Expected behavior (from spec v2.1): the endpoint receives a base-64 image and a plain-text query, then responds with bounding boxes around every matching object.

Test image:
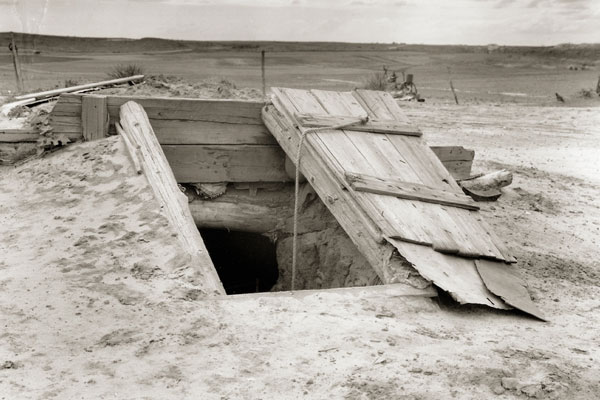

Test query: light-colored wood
[263,104,433,291]
[438,160,473,180]
[476,259,545,320]
[430,146,475,162]
[459,169,513,191]
[349,89,507,260]
[15,75,144,101]
[230,282,437,299]
[189,185,293,233]
[295,112,422,136]
[266,87,525,310]
[345,172,480,211]
[48,94,473,186]
[389,238,508,308]
[82,95,109,141]
[147,119,275,145]
[162,144,288,183]
[106,95,265,124]
[115,122,142,174]
[119,101,225,296]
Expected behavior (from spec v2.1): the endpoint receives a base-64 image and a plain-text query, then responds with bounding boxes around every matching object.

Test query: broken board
[263,88,541,318]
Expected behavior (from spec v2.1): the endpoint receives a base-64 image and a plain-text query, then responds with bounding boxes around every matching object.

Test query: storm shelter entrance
[199,228,279,295]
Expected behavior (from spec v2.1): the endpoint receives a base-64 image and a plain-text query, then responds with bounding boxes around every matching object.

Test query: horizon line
[3,31,599,48]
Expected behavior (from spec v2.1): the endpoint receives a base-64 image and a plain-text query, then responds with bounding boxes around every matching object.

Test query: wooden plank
[82,95,109,141]
[162,144,289,183]
[430,146,475,162]
[351,89,507,260]
[295,112,422,136]
[389,239,509,308]
[262,103,433,291]
[309,89,432,243]
[345,172,480,211]
[438,160,473,180]
[147,119,276,145]
[119,101,225,296]
[476,259,545,320]
[15,75,144,101]
[274,88,401,239]
[106,95,265,124]
[115,122,142,174]
[0,129,39,142]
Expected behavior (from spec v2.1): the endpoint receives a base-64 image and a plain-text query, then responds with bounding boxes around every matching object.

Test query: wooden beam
[295,112,422,136]
[82,95,109,141]
[345,172,479,211]
[162,144,288,183]
[0,129,39,142]
[106,95,266,124]
[9,33,24,93]
[15,75,144,101]
[48,94,474,181]
[119,101,225,296]
[430,145,475,162]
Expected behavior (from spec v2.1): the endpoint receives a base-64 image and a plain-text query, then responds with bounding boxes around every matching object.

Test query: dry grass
[107,64,145,79]
[361,72,388,91]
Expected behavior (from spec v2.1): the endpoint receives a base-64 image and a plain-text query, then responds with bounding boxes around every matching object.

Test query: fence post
[9,32,25,93]
[261,50,266,99]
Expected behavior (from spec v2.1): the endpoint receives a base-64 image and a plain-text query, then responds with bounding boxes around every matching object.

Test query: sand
[0,93,599,398]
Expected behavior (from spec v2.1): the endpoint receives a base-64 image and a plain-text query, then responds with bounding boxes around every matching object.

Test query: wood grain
[119,101,225,295]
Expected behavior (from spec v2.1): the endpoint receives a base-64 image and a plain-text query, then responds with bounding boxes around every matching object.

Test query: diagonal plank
[119,101,225,296]
[294,112,422,136]
[267,87,540,317]
[264,91,436,294]
[345,172,480,211]
[351,89,508,260]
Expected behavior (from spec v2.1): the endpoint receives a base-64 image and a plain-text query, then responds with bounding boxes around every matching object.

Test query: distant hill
[1,32,599,60]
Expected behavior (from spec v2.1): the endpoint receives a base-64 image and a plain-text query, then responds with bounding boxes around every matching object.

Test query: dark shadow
[199,228,279,295]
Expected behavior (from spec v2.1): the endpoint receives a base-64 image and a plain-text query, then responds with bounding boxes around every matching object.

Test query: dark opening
[199,228,279,295]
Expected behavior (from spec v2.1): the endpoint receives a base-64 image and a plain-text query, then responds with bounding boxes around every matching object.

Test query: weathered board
[47,93,474,181]
[119,101,225,295]
[476,259,545,320]
[82,95,109,141]
[269,88,507,260]
[162,145,289,183]
[264,88,539,316]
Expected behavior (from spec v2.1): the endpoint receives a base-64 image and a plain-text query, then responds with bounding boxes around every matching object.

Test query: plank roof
[263,87,543,319]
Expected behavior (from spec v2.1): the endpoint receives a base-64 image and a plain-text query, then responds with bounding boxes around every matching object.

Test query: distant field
[1,38,599,105]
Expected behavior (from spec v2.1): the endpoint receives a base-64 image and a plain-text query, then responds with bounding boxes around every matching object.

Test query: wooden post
[449,80,459,105]
[447,67,459,105]
[261,50,266,99]
[9,33,24,93]
[82,95,109,141]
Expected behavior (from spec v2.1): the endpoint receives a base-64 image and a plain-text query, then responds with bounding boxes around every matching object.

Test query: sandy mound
[100,75,264,100]
[0,135,219,304]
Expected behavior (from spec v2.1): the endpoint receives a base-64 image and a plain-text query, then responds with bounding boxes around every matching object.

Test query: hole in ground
[199,228,279,295]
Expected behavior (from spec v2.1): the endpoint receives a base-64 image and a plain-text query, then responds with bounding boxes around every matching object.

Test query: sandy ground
[0,97,599,399]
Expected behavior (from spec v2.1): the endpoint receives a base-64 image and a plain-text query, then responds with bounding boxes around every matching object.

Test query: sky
[0,0,599,45]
